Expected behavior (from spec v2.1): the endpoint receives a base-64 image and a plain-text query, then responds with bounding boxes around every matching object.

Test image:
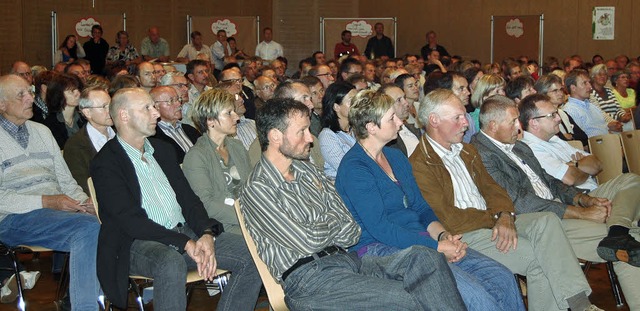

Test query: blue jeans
[129,228,261,311]
[0,209,100,310]
[363,243,525,311]
[283,245,466,311]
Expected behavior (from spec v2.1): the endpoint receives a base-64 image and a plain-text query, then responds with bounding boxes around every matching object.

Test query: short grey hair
[418,88,457,129]
[159,71,183,86]
[478,95,516,130]
[78,86,108,109]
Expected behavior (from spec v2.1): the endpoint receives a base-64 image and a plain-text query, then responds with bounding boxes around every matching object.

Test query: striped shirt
[590,88,624,121]
[158,120,194,153]
[118,136,185,229]
[426,135,488,210]
[481,131,554,200]
[240,156,361,281]
[233,117,257,150]
[563,97,609,137]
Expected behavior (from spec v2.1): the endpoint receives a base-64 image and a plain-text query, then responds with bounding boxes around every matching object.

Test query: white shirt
[177,43,213,62]
[254,40,283,61]
[482,131,554,200]
[521,131,598,191]
[426,135,488,210]
[211,41,232,70]
[86,123,115,152]
[398,125,419,156]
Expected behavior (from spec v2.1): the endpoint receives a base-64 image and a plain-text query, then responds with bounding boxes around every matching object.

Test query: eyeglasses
[259,84,275,91]
[154,97,181,105]
[315,73,331,77]
[531,111,559,120]
[221,78,242,84]
[169,83,189,89]
[84,104,110,110]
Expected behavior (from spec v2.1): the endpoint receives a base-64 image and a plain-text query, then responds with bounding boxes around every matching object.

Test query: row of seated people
[1,47,640,310]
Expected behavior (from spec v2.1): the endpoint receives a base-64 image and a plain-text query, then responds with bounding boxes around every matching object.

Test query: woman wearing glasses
[182,89,251,235]
[335,89,524,311]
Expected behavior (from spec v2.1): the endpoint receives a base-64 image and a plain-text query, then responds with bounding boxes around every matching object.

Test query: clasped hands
[184,235,218,281]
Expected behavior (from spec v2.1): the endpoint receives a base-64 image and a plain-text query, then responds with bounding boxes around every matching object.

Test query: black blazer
[63,125,97,193]
[89,138,223,308]
[151,123,201,163]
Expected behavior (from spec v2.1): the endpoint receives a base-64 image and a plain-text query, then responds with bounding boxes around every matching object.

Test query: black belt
[281,246,347,281]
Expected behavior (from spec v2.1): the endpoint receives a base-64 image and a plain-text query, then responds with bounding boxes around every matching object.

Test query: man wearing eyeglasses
[338,58,363,82]
[150,86,200,164]
[64,87,116,193]
[309,64,335,89]
[471,94,639,310]
[136,62,157,93]
[219,68,257,120]
[253,76,276,110]
[10,61,33,85]
[0,74,100,310]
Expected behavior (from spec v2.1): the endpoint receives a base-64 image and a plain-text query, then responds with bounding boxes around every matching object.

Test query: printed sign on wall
[75,17,101,38]
[211,19,238,36]
[345,20,373,38]
[593,7,615,40]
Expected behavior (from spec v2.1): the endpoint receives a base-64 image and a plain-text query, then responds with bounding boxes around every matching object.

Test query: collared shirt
[426,135,487,210]
[140,37,170,58]
[254,40,284,61]
[86,123,115,152]
[177,43,213,62]
[481,131,554,200]
[118,136,186,229]
[233,117,257,150]
[521,131,598,191]
[33,96,48,119]
[398,125,419,156]
[185,84,212,126]
[0,115,29,149]
[240,156,361,281]
[562,97,609,137]
[158,120,194,152]
[211,41,232,70]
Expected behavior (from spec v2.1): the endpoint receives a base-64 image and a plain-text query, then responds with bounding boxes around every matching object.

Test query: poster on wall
[491,15,541,64]
[592,7,615,40]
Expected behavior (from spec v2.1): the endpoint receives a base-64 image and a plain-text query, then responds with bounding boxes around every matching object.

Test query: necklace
[359,141,398,183]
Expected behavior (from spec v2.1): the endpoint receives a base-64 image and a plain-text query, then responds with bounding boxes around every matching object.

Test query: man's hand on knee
[194,235,217,280]
[42,194,87,213]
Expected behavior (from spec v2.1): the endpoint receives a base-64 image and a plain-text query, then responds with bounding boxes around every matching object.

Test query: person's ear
[267,128,282,146]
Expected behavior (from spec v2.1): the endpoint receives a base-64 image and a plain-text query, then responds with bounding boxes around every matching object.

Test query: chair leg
[8,249,26,311]
[605,261,624,307]
[55,253,70,301]
[129,279,145,311]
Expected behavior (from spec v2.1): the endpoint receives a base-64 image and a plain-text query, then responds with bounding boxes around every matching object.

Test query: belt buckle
[324,245,340,256]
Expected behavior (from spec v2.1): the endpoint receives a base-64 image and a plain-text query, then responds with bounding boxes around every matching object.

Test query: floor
[1,252,630,311]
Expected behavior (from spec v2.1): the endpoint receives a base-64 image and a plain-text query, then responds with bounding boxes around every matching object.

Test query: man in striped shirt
[240,97,464,310]
[150,86,200,163]
[90,87,260,310]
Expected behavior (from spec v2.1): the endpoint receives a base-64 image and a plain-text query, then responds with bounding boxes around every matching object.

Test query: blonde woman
[469,73,506,130]
[182,89,251,235]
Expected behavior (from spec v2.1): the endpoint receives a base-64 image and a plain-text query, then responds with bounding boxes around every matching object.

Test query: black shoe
[597,234,640,267]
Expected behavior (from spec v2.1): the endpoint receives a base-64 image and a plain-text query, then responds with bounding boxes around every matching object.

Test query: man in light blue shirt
[562,69,622,137]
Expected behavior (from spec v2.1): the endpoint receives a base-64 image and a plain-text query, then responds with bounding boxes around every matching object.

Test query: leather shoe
[597,234,640,267]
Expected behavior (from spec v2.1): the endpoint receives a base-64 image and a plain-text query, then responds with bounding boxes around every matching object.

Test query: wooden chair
[87,177,228,310]
[620,130,640,175]
[566,140,584,151]
[234,200,289,311]
[588,134,623,184]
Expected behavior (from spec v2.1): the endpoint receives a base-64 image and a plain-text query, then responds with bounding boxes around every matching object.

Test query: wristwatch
[493,211,516,221]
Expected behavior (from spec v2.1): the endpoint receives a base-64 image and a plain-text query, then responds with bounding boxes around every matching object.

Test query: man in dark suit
[89,88,261,311]
[470,95,640,308]
[219,68,257,120]
[150,86,201,163]
[64,87,115,193]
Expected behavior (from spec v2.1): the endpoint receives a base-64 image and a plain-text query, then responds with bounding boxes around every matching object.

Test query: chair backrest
[621,130,640,175]
[566,140,584,151]
[588,133,623,184]
[234,200,289,311]
[86,177,102,224]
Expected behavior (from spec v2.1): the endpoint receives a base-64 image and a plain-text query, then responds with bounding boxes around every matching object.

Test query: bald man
[140,26,170,62]
[90,87,261,310]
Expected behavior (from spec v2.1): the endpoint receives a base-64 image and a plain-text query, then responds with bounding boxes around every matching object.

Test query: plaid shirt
[0,115,29,149]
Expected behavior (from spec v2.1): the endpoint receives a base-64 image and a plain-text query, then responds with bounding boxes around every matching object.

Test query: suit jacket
[241,86,257,120]
[408,134,514,235]
[151,123,201,164]
[470,132,581,218]
[387,122,421,156]
[89,138,223,308]
[63,125,97,193]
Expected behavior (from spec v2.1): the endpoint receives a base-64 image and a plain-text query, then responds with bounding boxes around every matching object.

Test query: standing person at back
[254,27,283,61]
[83,25,109,75]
